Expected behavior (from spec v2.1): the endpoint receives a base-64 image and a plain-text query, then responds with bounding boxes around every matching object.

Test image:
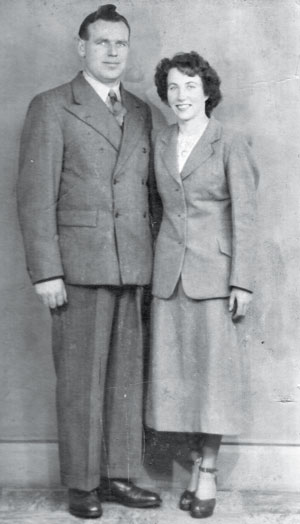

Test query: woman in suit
[146,52,259,519]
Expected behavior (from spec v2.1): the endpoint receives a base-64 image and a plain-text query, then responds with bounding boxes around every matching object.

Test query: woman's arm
[226,133,260,295]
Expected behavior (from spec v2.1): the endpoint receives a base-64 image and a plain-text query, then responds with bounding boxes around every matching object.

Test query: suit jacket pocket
[217,237,232,257]
[57,210,98,227]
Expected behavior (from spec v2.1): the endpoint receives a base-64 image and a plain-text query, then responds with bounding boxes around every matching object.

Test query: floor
[0,489,300,524]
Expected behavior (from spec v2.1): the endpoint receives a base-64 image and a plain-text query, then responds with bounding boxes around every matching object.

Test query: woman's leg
[186,450,202,493]
[185,434,205,492]
[195,433,221,499]
[190,434,222,518]
[200,433,222,471]
[180,434,204,511]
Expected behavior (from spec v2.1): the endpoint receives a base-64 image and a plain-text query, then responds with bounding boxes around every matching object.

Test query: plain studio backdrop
[0,0,300,490]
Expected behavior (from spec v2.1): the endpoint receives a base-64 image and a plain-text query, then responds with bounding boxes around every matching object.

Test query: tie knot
[108,89,118,105]
[106,89,127,126]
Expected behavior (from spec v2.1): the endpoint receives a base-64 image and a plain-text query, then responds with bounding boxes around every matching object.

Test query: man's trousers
[52,284,144,491]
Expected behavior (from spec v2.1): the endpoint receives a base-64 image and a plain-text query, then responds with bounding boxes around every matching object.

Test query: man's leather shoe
[99,478,162,508]
[69,488,103,519]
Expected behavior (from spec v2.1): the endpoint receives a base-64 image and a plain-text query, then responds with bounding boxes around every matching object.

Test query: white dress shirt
[83,70,121,103]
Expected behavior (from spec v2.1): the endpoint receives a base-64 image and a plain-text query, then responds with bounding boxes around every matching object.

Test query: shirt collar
[83,71,121,103]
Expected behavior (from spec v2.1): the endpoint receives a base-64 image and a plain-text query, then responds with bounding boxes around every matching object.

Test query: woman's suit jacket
[152,117,259,300]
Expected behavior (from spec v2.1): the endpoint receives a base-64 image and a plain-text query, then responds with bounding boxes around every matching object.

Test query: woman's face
[167,68,208,122]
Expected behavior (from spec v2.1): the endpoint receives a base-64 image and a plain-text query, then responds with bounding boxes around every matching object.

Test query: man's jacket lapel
[115,87,148,172]
[65,72,122,151]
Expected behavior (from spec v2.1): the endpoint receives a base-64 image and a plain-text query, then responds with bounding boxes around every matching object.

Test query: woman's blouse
[177,127,207,173]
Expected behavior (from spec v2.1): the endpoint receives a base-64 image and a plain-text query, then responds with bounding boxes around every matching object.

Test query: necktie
[107,89,127,127]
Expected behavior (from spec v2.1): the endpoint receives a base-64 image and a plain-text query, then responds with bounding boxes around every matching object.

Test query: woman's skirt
[146,280,251,435]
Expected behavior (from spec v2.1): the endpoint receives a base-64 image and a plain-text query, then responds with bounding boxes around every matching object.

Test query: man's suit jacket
[18,72,153,286]
[152,117,259,299]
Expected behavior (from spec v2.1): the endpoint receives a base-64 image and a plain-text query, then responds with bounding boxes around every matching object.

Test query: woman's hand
[229,287,252,321]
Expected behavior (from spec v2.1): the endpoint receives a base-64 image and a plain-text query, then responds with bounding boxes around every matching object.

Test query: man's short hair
[79,4,131,40]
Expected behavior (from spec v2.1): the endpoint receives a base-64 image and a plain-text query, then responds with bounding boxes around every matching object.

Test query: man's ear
[77,38,86,58]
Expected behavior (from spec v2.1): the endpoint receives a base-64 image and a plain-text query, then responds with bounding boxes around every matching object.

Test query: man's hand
[34,278,67,309]
[229,287,252,321]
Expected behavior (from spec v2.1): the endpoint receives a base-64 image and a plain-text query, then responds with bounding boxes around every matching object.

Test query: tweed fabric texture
[52,284,144,491]
[146,280,250,435]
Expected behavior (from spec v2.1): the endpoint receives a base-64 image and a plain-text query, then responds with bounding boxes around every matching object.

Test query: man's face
[78,19,130,86]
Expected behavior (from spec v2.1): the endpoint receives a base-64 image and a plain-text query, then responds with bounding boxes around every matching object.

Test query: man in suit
[17,4,161,519]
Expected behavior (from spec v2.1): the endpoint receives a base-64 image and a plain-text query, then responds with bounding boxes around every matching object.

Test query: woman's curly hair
[155,51,222,117]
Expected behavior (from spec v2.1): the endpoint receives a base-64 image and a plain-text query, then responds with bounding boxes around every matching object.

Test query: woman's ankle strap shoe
[199,467,217,474]
[190,496,216,519]
[179,489,195,511]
